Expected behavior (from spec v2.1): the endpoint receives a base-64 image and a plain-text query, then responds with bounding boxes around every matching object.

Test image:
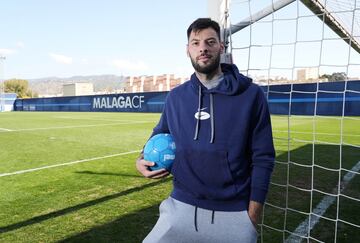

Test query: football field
[0,112,359,242]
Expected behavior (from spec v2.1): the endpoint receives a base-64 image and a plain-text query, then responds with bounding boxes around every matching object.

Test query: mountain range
[28,74,126,96]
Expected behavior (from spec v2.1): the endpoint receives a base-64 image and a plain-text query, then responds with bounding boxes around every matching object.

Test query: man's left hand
[248,200,263,226]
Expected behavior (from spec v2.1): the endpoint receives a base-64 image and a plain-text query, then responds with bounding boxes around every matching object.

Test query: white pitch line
[53,116,155,123]
[0,121,154,133]
[285,161,360,243]
[0,150,141,178]
[0,127,13,131]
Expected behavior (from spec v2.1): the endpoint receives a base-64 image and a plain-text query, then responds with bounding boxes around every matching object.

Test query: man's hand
[248,200,263,226]
[136,154,170,179]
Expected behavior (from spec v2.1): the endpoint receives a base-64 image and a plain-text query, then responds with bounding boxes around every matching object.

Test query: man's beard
[190,53,221,75]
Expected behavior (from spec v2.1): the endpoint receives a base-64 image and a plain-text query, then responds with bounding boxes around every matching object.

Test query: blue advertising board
[261,80,360,116]
[15,92,167,113]
[14,81,360,116]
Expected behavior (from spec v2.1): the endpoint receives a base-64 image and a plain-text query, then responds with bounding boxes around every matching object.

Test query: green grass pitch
[0,112,359,242]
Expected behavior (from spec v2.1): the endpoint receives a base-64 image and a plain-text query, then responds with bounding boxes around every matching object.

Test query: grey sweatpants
[143,197,258,243]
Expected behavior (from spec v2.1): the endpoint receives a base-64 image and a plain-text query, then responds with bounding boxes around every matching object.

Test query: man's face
[187,27,224,75]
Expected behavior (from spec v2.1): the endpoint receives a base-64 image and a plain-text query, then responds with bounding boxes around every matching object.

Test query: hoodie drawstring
[193,85,215,143]
[193,86,201,141]
[209,93,214,143]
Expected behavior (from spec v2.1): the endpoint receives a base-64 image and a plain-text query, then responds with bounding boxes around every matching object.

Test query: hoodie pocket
[172,149,237,200]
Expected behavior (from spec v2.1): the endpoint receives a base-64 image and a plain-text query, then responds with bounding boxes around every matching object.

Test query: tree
[319,72,348,82]
[319,74,331,80]
[4,79,38,98]
[25,89,39,98]
[330,72,347,81]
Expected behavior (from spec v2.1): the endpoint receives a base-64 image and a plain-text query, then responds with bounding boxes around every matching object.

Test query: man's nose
[199,42,208,53]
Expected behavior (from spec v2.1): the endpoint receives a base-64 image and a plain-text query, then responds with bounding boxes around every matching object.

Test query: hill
[28,75,126,96]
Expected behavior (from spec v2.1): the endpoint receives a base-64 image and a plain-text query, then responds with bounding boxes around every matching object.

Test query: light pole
[0,55,6,112]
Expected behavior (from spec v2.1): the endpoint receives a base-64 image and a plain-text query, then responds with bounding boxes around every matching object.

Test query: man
[136,18,275,243]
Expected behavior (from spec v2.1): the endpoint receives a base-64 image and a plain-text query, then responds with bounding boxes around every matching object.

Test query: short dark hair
[187,18,221,41]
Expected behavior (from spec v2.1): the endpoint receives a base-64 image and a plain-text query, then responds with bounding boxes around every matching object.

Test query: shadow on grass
[75,170,144,178]
[3,144,358,242]
[58,205,159,243]
[0,178,171,234]
[59,144,359,243]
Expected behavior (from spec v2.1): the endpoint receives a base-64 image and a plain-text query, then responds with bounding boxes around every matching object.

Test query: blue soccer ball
[144,133,176,171]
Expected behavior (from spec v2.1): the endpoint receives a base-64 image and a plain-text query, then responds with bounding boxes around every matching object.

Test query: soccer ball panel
[143,140,154,154]
[154,137,169,152]
[144,133,176,171]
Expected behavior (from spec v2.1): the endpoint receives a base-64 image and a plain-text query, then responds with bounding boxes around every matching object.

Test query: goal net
[210,0,360,242]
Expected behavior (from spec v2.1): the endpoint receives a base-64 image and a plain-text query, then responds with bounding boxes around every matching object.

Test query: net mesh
[225,1,360,242]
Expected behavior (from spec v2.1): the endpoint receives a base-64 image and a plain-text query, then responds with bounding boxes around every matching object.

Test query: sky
[228,0,360,80]
[0,0,207,79]
[0,0,359,80]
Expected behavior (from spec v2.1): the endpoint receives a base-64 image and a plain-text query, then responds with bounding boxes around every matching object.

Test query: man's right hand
[136,155,170,179]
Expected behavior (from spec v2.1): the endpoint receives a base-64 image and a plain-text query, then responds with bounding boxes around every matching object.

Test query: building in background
[123,74,188,93]
[0,93,17,112]
[297,67,319,82]
[63,83,94,96]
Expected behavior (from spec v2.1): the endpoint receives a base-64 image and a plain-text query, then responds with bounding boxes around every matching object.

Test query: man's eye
[192,42,199,46]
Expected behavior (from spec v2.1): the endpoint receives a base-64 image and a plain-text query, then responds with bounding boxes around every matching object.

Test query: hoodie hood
[190,63,252,95]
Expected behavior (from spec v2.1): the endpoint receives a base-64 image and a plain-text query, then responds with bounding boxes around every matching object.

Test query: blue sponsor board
[91,92,166,112]
[14,81,360,115]
[15,92,167,113]
[261,80,360,116]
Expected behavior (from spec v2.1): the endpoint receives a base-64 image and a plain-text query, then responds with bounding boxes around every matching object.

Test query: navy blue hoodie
[151,63,275,211]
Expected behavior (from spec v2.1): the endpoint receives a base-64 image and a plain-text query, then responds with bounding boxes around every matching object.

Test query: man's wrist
[248,200,263,225]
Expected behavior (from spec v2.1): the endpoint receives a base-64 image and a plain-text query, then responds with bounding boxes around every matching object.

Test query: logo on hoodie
[194,107,210,120]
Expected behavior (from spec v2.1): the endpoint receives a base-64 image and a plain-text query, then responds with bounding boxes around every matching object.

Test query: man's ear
[220,42,225,54]
[186,44,190,57]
